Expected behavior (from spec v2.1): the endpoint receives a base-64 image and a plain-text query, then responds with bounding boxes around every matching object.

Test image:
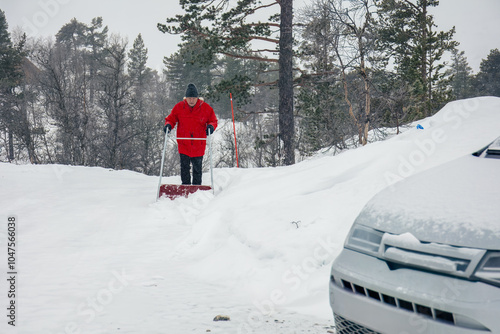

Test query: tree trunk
[279,0,295,165]
[8,129,14,161]
[360,51,370,146]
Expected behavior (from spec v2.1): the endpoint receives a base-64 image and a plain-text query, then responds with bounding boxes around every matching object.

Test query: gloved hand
[163,124,172,134]
[206,124,214,135]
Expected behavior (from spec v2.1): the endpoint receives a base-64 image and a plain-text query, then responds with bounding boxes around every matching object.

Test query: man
[164,83,218,185]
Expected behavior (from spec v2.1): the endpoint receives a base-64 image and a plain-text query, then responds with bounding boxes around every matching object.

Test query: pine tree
[55,18,87,49]
[163,41,216,101]
[0,9,25,161]
[377,0,458,117]
[448,49,473,99]
[128,34,151,87]
[476,49,500,97]
[0,9,10,49]
[297,1,343,153]
[86,17,109,104]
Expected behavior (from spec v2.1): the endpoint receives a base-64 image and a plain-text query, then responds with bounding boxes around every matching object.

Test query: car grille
[335,314,381,334]
[333,275,455,325]
[332,275,491,331]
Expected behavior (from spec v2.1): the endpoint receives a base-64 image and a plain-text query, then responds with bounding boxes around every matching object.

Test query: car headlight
[344,224,384,257]
[474,251,500,287]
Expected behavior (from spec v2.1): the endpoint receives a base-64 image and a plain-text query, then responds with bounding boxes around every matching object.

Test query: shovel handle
[174,137,207,140]
[156,130,170,201]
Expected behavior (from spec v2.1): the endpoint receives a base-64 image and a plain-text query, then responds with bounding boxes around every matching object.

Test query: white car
[329,139,500,333]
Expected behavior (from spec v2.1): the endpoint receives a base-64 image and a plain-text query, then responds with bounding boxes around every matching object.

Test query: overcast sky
[1,0,499,73]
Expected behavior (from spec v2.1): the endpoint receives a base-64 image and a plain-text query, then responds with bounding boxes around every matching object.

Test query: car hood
[355,155,500,250]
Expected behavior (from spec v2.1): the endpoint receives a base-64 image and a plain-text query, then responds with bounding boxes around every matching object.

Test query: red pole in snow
[230,93,239,168]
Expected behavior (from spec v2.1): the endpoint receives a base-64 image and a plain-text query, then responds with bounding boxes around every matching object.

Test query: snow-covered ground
[1,96,500,334]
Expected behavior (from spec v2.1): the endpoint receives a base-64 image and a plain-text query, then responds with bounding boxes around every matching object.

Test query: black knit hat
[185,83,199,98]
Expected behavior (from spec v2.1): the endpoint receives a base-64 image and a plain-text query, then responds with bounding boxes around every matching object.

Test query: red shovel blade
[159,184,212,200]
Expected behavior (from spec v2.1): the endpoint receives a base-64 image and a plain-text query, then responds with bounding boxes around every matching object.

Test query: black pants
[180,154,203,185]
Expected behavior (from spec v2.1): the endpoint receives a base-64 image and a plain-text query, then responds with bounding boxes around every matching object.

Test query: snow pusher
[158,184,212,199]
[156,130,214,200]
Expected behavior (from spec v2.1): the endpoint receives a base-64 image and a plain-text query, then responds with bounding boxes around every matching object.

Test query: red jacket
[165,99,218,157]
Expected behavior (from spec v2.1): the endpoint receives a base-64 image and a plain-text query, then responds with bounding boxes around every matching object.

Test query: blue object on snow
[416,124,424,130]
